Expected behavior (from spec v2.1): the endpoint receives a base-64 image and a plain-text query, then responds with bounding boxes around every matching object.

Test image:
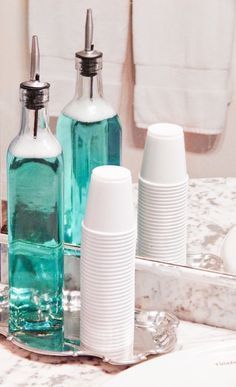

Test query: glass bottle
[56,9,122,248]
[7,36,64,333]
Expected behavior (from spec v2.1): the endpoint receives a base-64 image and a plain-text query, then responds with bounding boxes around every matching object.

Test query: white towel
[28,0,129,116]
[133,0,236,134]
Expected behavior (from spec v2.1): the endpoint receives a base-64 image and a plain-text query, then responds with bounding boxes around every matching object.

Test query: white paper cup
[139,175,188,190]
[140,123,187,184]
[83,166,135,233]
[82,223,136,239]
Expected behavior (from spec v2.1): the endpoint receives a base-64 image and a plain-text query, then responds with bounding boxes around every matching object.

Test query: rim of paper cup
[81,239,136,248]
[137,239,186,248]
[137,234,185,241]
[139,181,188,191]
[137,234,186,243]
[81,261,135,271]
[81,301,134,312]
[138,193,188,202]
[81,245,136,256]
[80,335,134,347]
[81,281,134,289]
[81,236,136,247]
[82,223,136,237]
[137,236,186,244]
[138,206,186,216]
[138,216,186,224]
[81,248,136,257]
[81,248,136,258]
[82,226,136,238]
[138,203,186,213]
[138,204,187,213]
[81,333,134,344]
[81,336,134,346]
[138,213,186,222]
[81,318,134,327]
[138,189,188,199]
[80,331,134,342]
[81,259,135,269]
[139,183,188,193]
[81,241,136,250]
[81,271,134,282]
[81,290,134,299]
[136,245,186,254]
[137,245,186,254]
[138,190,188,198]
[137,240,186,249]
[138,191,188,200]
[138,188,188,201]
[81,318,134,326]
[138,201,187,209]
[81,250,136,264]
[82,230,136,240]
[137,225,186,233]
[81,307,134,317]
[138,221,186,229]
[137,242,186,250]
[139,175,188,188]
[81,273,134,284]
[138,212,187,220]
[81,287,134,297]
[82,330,133,342]
[81,295,134,305]
[147,123,184,138]
[80,346,134,355]
[81,261,135,270]
[137,242,186,252]
[137,225,185,234]
[81,292,134,302]
[137,251,186,259]
[81,267,134,275]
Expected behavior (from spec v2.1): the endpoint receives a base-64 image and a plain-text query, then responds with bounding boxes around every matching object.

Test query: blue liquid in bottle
[57,112,121,246]
[8,102,64,333]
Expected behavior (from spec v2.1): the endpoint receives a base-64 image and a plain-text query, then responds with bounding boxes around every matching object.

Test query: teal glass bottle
[7,36,64,333]
[56,9,121,247]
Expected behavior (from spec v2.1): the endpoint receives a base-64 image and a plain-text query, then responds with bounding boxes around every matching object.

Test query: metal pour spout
[30,35,40,81]
[85,8,93,51]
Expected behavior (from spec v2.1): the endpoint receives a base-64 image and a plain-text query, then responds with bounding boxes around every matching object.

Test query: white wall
[1,1,236,199]
[0,0,29,198]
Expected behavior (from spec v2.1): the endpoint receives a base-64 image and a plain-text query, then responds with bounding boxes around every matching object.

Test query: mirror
[1,2,236,278]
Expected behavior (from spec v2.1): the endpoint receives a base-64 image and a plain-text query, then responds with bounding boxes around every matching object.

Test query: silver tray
[0,286,178,366]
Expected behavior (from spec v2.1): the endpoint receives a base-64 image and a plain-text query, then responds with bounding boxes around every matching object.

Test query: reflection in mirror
[2,176,236,276]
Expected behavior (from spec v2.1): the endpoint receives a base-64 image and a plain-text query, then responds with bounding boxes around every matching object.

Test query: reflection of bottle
[7,36,64,333]
[57,9,121,247]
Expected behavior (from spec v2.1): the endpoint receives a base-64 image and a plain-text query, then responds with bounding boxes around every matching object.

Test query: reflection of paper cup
[84,165,135,233]
[141,123,187,185]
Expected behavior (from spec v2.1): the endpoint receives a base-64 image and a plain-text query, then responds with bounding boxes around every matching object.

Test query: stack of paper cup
[137,123,188,265]
[80,166,136,359]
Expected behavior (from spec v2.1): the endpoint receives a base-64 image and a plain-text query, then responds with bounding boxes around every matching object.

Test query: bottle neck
[74,70,103,100]
[20,103,50,138]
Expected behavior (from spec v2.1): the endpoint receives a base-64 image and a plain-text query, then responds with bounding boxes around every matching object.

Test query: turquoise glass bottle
[7,36,64,333]
[56,9,122,247]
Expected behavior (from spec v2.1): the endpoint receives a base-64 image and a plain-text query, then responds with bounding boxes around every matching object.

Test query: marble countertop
[1,322,236,387]
[1,178,236,386]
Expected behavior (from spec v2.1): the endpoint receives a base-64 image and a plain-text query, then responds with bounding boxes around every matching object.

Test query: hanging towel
[28,0,129,116]
[133,0,236,134]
